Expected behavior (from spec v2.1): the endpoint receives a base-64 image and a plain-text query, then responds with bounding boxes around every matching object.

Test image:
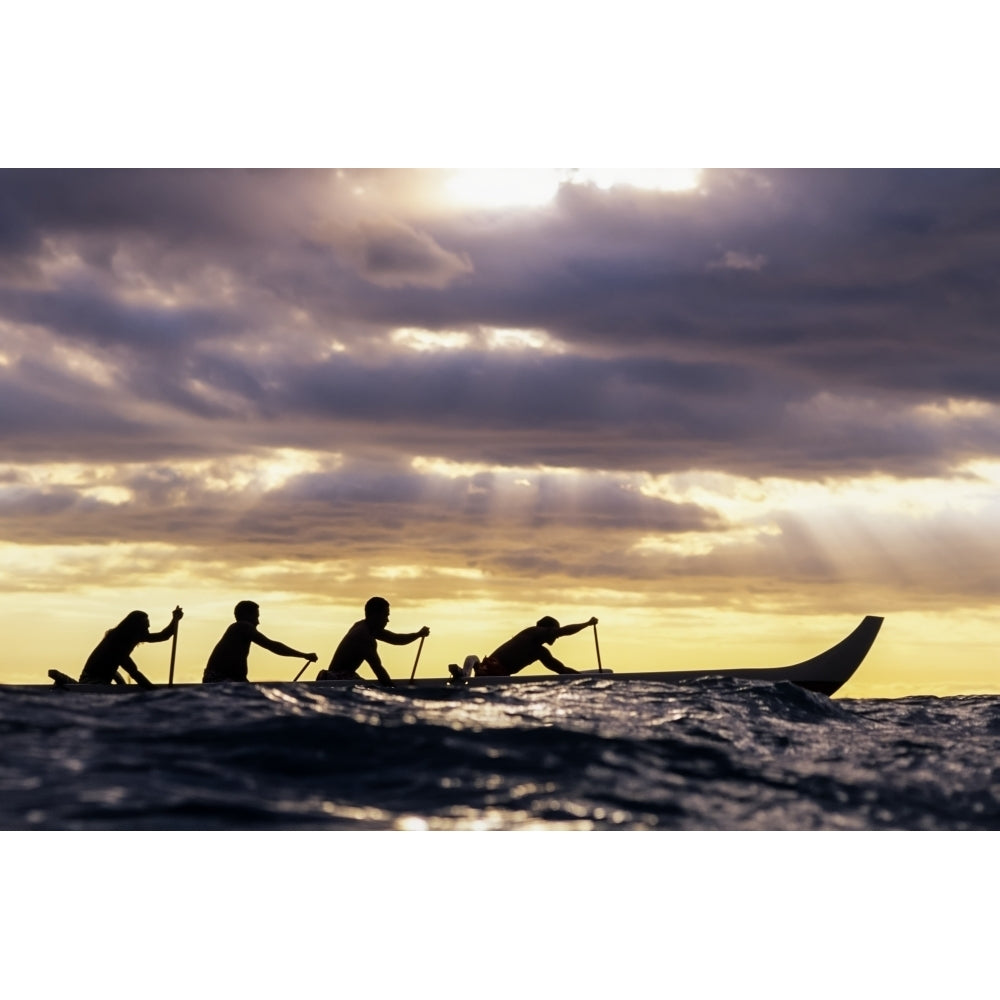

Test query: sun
[443,168,702,209]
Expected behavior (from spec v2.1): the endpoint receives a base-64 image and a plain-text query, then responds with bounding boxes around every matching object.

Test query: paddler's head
[116,610,151,639]
[234,600,260,625]
[536,616,560,642]
[365,596,391,630]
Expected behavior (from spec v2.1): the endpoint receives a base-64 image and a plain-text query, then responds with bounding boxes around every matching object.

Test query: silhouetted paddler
[80,606,184,687]
[454,615,598,678]
[318,596,429,687]
[203,601,317,683]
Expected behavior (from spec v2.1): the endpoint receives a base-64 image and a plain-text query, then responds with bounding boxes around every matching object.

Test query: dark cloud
[0,282,237,350]
[0,169,332,250]
[339,218,473,289]
[0,455,718,548]
[0,360,142,441]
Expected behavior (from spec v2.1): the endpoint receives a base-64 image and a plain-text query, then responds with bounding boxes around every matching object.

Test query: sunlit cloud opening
[371,565,422,581]
[1,463,133,507]
[568,168,702,194]
[0,482,133,507]
[789,392,1000,436]
[236,559,357,585]
[51,345,118,386]
[433,566,486,580]
[255,449,328,491]
[0,449,337,507]
[486,327,563,352]
[445,170,562,208]
[321,338,348,357]
[0,541,189,586]
[914,398,997,421]
[391,325,564,354]
[412,457,491,479]
[82,486,132,505]
[2,462,109,489]
[444,168,702,209]
[633,526,780,558]
[639,464,1000,523]
[185,449,334,494]
[392,328,472,352]
[411,456,587,482]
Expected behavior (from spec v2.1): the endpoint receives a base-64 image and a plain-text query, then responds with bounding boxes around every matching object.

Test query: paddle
[409,634,425,683]
[292,658,314,682]
[168,616,179,686]
[593,622,603,673]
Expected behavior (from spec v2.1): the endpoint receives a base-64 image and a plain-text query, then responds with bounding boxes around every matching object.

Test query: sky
[5,5,998,986]
[2,166,1000,695]
[3,3,998,700]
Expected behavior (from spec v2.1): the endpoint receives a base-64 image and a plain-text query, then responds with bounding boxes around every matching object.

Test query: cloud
[4,168,1000,630]
[337,218,474,289]
[708,250,767,271]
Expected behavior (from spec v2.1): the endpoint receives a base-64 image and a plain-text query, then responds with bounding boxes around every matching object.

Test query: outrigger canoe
[37,616,883,697]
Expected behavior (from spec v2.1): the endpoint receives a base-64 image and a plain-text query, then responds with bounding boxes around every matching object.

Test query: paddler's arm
[147,606,185,643]
[121,657,155,689]
[555,617,598,639]
[365,651,395,687]
[378,626,430,646]
[538,647,576,674]
[253,631,318,663]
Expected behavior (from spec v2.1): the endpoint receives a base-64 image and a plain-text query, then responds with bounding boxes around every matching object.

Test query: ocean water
[3,674,1000,831]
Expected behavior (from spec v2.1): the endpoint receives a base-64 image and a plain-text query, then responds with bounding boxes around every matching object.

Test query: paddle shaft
[168,623,178,686]
[593,623,603,673]
[293,659,313,682]
[409,635,425,682]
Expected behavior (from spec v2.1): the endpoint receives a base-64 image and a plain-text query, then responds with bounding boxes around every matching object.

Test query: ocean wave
[3,678,1000,829]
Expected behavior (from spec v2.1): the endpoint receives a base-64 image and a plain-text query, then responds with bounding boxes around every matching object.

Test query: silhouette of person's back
[203,601,316,682]
[318,596,429,687]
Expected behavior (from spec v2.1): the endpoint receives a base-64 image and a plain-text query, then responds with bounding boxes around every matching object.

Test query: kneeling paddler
[452,615,598,678]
